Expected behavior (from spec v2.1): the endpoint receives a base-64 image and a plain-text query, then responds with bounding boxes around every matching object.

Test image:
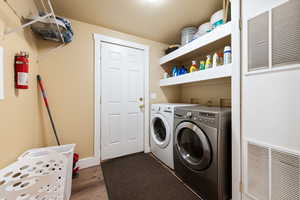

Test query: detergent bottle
[205,55,212,69]
[179,65,187,75]
[199,61,205,70]
[189,60,198,73]
[171,66,178,77]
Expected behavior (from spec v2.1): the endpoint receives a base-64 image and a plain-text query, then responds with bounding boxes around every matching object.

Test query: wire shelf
[4,0,66,44]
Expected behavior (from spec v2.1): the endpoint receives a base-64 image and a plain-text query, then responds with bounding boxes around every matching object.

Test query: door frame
[93,33,150,162]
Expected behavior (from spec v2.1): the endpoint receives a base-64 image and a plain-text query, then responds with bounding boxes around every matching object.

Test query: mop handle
[37,75,61,146]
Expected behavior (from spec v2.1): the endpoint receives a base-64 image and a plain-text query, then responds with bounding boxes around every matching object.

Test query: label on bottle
[224,52,232,65]
[18,72,28,86]
[199,61,206,70]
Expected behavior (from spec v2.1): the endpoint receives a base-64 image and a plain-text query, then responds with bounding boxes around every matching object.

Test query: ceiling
[51,0,222,44]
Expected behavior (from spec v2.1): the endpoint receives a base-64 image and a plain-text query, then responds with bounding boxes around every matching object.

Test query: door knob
[139,104,145,108]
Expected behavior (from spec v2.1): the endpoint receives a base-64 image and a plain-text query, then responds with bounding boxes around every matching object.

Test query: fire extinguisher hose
[37,75,61,146]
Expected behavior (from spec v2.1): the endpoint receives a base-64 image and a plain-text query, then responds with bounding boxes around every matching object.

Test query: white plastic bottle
[212,53,219,68]
[224,46,232,65]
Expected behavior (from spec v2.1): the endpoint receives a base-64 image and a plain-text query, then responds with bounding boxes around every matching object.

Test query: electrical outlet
[150,93,157,100]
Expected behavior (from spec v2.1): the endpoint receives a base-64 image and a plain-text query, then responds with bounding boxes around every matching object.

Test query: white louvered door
[242,0,300,199]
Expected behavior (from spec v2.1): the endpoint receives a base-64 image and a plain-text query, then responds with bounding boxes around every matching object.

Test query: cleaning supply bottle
[224,46,232,65]
[199,61,205,70]
[205,55,212,69]
[212,53,218,68]
[189,60,198,72]
[179,65,187,75]
[171,66,178,77]
[212,52,223,68]
[217,52,224,66]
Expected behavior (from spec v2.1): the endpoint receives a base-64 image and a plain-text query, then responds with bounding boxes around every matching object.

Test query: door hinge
[239,19,242,30]
[240,182,244,193]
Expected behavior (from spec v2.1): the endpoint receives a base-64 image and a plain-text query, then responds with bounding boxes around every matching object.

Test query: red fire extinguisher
[15,52,29,89]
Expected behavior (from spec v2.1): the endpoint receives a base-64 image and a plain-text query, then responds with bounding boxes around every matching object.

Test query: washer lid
[175,121,212,171]
[151,114,171,148]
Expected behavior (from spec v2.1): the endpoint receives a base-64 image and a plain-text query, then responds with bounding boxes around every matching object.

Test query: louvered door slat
[271,150,300,200]
[248,12,269,71]
[272,0,300,67]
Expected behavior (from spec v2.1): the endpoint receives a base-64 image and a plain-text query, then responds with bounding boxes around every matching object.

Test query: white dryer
[150,103,195,169]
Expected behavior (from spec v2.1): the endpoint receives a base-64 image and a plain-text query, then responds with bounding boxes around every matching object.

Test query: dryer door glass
[175,122,212,171]
[153,117,167,142]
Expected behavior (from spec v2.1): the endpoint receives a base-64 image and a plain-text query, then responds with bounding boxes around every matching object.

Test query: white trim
[94,36,101,164]
[77,157,100,169]
[93,34,149,50]
[245,138,300,156]
[93,33,151,162]
[160,64,232,87]
[243,140,248,196]
[244,63,300,76]
[268,10,272,71]
[268,146,272,200]
[231,0,242,199]
[159,22,233,65]
[144,46,150,153]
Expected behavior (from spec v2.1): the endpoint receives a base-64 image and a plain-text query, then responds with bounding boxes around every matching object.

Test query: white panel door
[101,42,144,160]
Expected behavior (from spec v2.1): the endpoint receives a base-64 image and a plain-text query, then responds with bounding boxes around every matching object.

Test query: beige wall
[180,78,231,106]
[37,19,179,159]
[0,1,45,169]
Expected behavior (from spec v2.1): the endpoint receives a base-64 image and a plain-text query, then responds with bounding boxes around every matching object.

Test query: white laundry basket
[18,144,76,200]
[0,150,67,200]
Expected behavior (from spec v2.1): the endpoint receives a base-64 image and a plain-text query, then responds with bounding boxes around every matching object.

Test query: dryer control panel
[196,112,217,127]
[176,111,218,127]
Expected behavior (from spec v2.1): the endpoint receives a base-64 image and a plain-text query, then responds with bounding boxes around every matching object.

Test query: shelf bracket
[46,0,65,43]
[4,13,53,36]
[4,0,65,44]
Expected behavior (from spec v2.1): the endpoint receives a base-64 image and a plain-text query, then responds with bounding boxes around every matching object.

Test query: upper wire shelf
[4,0,66,44]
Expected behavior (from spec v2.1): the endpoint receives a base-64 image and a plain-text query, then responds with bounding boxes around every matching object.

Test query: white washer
[150,103,195,169]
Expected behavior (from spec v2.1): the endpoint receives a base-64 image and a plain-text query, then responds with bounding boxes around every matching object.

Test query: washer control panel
[163,106,173,113]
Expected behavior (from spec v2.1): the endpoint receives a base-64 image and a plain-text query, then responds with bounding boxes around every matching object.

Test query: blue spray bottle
[179,65,187,75]
[171,66,178,77]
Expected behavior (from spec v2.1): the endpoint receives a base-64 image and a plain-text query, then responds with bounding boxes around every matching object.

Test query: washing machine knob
[186,112,193,118]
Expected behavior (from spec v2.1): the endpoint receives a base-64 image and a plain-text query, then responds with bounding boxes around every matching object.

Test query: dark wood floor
[71,166,109,200]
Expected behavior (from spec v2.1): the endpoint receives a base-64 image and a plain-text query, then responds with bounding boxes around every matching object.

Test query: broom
[37,75,79,177]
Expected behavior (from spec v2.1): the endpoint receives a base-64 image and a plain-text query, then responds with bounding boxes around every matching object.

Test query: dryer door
[175,121,212,171]
[151,114,171,148]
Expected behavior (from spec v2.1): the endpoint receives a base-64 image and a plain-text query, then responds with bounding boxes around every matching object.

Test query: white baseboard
[77,157,100,169]
[144,145,151,153]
